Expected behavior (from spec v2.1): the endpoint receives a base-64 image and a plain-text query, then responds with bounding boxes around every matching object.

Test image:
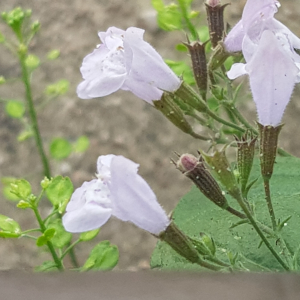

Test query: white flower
[77,27,181,104]
[63,155,170,235]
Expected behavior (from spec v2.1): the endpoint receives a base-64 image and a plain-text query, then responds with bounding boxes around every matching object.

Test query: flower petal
[224,20,244,52]
[97,154,115,180]
[227,63,247,80]
[123,27,180,93]
[77,46,127,99]
[246,30,298,126]
[63,201,112,233]
[109,156,170,235]
[62,180,113,233]
[98,27,126,50]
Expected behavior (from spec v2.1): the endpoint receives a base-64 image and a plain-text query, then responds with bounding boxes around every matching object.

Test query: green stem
[177,0,198,41]
[19,51,51,178]
[31,205,64,271]
[60,240,80,261]
[263,179,277,231]
[234,192,290,270]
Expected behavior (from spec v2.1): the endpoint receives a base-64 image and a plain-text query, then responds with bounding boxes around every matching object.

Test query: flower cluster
[77,27,181,104]
[225,0,300,126]
[62,155,170,235]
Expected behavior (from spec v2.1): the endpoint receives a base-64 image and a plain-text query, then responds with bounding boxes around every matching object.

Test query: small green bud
[47,49,60,60]
[45,79,69,96]
[18,43,28,56]
[25,9,32,17]
[2,8,26,40]
[200,232,216,256]
[31,20,40,33]
[25,54,40,70]
[28,194,37,203]
[80,229,100,241]
[0,76,6,84]
[41,177,51,189]
[189,11,199,19]
[16,200,31,209]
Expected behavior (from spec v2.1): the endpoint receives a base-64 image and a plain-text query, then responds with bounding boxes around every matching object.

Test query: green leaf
[165,60,195,85]
[5,101,25,118]
[47,219,72,248]
[1,177,19,201]
[81,241,119,271]
[79,229,100,242]
[35,261,57,272]
[10,179,31,199]
[151,157,300,271]
[50,138,72,159]
[0,214,21,238]
[156,4,182,31]
[151,0,164,11]
[73,136,90,153]
[36,228,56,247]
[47,49,60,60]
[45,176,73,208]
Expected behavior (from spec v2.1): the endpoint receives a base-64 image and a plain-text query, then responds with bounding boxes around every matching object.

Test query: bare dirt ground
[0,0,300,271]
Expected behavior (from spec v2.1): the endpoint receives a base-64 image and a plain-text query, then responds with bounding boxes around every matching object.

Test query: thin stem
[177,0,198,41]
[205,109,245,133]
[226,206,247,219]
[263,179,277,231]
[60,240,80,261]
[234,192,290,270]
[31,205,64,271]
[19,51,51,178]
[205,256,231,268]
[189,131,211,141]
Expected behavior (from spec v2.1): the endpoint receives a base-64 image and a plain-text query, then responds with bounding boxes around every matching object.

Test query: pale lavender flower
[225,0,300,126]
[62,155,170,235]
[77,27,181,104]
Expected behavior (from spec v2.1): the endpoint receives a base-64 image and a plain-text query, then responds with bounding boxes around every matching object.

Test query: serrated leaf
[45,176,73,208]
[151,157,300,271]
[50,138,72,159]
[0,214,21,238]
[5,101,25,118]
[47,219,72,248]
[81,241,119,271]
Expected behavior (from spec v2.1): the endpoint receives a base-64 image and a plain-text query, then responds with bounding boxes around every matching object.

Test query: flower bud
[257,123,283,180]
[153,93,208,140]
[176,153,228,209]
[205,0,230,49]
[201,148,240,200]
[183,40,208,100]
[235,133,257,194]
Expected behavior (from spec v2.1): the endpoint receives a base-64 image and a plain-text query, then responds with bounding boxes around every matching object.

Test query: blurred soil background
[0,0,300,271]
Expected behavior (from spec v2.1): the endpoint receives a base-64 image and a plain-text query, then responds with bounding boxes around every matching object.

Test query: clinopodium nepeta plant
[1,0,300,272]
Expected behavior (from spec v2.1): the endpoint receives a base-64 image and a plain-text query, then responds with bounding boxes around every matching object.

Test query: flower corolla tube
[224,0,300,126]
[62,155,170,235]
[77,27,181,104]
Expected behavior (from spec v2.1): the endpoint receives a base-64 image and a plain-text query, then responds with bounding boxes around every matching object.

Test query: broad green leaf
[50,138,72,159]
[5,101,25,118]
[79,229,100,242]
[73,136,90,153]
[45,176,73,208]
[10,179,31,199]
[151,157,300,271]
[47,219,72,248]
[0,214,21,238]
[81,241,119,271]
